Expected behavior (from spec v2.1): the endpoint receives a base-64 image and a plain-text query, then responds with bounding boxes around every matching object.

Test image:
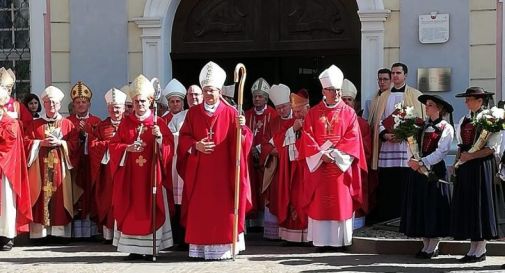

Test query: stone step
[350,237,505,256]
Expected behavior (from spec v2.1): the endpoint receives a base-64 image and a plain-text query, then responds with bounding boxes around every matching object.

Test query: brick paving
[1,233,505,273]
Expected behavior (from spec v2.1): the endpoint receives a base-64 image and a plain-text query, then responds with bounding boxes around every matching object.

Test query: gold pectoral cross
[207,128,214,141]
[136,155,147,167]
[42,151,59,226]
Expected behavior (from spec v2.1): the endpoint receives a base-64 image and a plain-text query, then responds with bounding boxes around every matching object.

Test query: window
[0,0,30,99]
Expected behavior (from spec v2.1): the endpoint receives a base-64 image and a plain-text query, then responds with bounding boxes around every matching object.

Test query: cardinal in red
[0,85,32,251]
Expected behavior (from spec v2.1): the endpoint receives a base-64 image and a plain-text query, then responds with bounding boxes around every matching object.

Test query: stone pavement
[1,234,505,273]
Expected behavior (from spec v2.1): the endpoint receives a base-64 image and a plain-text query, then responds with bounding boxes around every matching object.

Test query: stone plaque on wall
[418,13,449,44]
[417,67,451,92]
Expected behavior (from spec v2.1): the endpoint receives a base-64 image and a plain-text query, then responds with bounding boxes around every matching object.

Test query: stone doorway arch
[134,0,390,105]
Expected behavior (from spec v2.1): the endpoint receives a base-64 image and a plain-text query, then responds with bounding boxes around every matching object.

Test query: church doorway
[170,0,361,109]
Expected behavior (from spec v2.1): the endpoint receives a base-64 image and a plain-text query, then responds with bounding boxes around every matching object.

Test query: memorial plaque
[417,67,451,92]
[419,13,449,44]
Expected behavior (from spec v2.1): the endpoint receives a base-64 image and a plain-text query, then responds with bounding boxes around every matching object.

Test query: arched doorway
[171,0,360,108]
[135,0,389,107]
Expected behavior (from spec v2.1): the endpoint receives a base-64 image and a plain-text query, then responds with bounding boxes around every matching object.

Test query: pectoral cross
[136,155,147,167]
[207,128,214,141]
[254,120,264,136]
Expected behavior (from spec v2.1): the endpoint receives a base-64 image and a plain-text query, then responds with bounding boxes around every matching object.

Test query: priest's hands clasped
[126,141,146,152]
[41,135,62,147]
[321,152,335,164]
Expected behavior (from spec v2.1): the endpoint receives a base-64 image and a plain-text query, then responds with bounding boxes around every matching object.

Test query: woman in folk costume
[400,95,454,259]
[177,61,253,260]
[452,87,505,263]
[109,75,174,260]
[88,88,127,242]
[0,85,32,251]
[25,86,81,240]
[300,65,367,251]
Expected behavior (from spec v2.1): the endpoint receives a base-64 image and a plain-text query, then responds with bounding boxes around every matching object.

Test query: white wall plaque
[418,13,449,44]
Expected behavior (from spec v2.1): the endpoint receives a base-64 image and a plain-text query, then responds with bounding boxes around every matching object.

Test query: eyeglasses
[378,78,390,82]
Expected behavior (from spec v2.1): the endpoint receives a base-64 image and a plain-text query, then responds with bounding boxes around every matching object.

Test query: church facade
[5,0,500,117]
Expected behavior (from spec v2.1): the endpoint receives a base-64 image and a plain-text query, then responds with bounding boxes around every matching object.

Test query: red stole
[0,115,32,232]
[271,119,309,230]
[109,113,174,235]
[301,101,367,221]
[178,102,252,244]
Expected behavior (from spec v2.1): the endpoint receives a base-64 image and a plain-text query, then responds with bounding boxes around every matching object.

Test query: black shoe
[423,249,439,259]
[469,253,486,263]
[0,244,12,251]
[415,250,426,259]
[501,264,505,269]
[102,239,113,245]
[459,254,475,263]
[123,253,144,261]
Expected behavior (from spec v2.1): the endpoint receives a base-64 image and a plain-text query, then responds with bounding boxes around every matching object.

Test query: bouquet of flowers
[391,103,427,175]
[454,106,505,168]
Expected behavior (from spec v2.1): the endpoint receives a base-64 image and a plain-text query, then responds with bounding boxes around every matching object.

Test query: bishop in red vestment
[67,81,102,238]
[259,83,292,240]
[89,88,127,241]
[25,86,81,239]
[301,66,366,249]
[109,75,174,260]
[0,85,32,251]
[177,61,252,260]
[244,77,278,227]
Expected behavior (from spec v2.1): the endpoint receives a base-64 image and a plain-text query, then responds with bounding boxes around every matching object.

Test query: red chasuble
[301,100,367,221]
[67,114,101,220]
[270,119,309,230]
[24,116,80,226]
[5,97,32,126]
[244,105,278,215]
[109,113,174,236]
[89,117,120,229]
[0,114,32,232]
[178,102,252,244]
[261,116,294,218]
